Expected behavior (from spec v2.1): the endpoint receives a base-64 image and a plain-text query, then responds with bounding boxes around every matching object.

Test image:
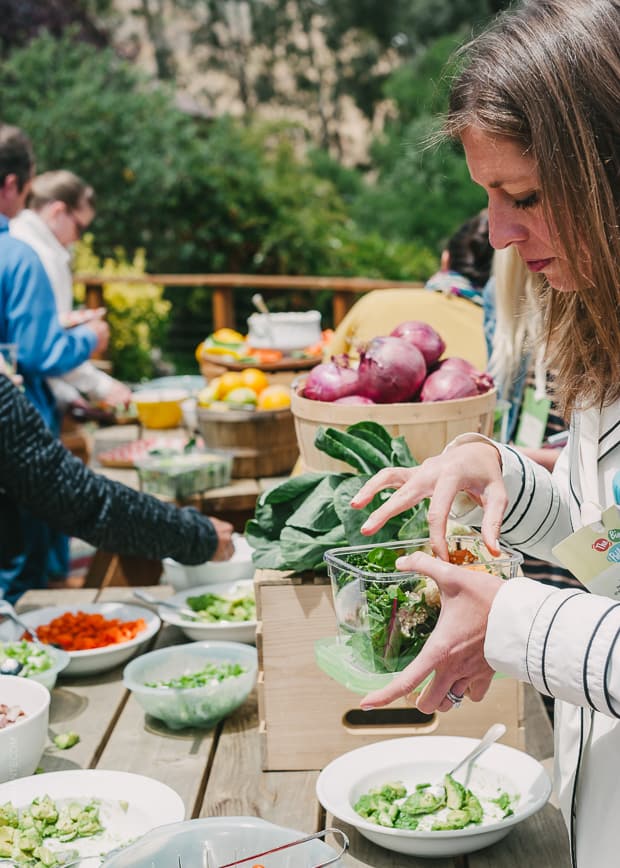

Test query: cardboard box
[255,568,524,771]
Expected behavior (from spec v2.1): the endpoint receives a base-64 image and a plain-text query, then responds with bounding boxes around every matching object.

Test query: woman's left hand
[360,552,504,714]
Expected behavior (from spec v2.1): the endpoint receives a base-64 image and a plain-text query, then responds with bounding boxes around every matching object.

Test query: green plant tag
[514,386,550,448]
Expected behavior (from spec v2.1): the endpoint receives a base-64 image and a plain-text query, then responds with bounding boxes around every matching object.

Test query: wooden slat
[199,692,321,833]
[467,686,569,868]
[325,818,455,867]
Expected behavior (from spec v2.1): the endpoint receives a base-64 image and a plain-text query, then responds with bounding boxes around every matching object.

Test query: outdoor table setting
[0,579,570,868]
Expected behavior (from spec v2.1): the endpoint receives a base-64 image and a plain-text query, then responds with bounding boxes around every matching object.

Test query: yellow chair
[325,288,487,370]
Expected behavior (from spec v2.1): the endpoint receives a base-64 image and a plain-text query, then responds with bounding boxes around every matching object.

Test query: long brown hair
[445,0,620,416]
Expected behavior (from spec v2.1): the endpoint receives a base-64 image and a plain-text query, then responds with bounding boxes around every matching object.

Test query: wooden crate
[255,568,524,771]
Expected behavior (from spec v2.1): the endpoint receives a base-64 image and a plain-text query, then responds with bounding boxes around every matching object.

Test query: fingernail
[360,703,375,710]
[360,521,370,532]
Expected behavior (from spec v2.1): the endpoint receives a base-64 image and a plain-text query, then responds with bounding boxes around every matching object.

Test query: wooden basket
[255,568,524,771]
[291,385,496,472]
[196,406,298,478]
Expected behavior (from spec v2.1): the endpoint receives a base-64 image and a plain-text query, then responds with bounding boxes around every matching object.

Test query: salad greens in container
[325,536,522,675]
[135,447,232,499]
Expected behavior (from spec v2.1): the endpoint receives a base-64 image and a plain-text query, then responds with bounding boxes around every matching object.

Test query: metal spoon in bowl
[133,589,197,620]
[0,599,55,655]
[426,722,507,797]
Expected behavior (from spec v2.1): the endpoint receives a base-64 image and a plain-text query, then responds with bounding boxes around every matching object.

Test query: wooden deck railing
[75,273,424,330]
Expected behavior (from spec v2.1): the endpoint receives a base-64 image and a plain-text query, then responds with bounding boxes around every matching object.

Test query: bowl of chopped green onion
[0,639,70,689]
[122,640,257,730]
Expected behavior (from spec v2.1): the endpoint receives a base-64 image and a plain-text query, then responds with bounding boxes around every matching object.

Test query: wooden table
[19,587,571,867]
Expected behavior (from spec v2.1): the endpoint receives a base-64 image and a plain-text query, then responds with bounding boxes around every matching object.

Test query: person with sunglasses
[10,169,131,413]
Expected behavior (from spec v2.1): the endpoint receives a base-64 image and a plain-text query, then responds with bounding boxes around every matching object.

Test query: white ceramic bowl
[0,676,50,782]
[161,534,255,591]
[316,735,552,858]
[0,603,161,677]
[158,580,257,644]
[102,816,347,867]
[0,769,185,862]
[0,640,70,689]
[123,640,258,730]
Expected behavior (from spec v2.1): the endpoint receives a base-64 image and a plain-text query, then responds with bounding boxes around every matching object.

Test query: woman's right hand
[207,516,235,561]
[350,440,507,560]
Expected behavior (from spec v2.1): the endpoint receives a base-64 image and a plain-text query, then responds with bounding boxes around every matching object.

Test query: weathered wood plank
[199,692,322,833]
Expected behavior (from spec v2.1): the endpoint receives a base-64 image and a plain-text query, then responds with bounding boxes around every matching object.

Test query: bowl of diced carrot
[0,603,161,676]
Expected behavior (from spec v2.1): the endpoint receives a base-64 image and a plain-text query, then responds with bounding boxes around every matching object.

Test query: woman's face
[461,126,575,292]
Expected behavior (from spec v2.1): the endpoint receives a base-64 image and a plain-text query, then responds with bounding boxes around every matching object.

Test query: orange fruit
[257,385,291,411]
[240,367,269,395]
[217,371,245,397]
[195,341,206,363]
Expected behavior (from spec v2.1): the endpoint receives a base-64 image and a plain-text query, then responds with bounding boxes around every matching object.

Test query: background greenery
[0,0,510,377]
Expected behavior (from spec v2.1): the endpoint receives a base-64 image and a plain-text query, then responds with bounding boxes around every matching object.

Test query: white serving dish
[123,640,257,729]
[102,816,346,867]
[316,735,552,858]
[0,677,50,782]
[161,533,255,591]
[0,769,185,863]
[157,580,257,644]
[247,310,322,352]
[0,640,70,689]
[0,603,161,676]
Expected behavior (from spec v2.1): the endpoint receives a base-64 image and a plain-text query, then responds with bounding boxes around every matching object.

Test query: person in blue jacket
[0,124,109,599]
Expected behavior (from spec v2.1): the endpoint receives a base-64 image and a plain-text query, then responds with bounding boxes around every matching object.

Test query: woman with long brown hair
[351,1,620,863]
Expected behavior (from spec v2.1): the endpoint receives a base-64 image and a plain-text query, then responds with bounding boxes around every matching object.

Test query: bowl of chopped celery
[0,639,70,689]
[157,579,257,644]
[324,535,522,675]
[316,735,552,857]
[123,640,257,729]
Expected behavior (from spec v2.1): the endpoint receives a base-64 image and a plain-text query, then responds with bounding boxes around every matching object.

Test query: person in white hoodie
[350,1,620,865]
[10,169,130,411]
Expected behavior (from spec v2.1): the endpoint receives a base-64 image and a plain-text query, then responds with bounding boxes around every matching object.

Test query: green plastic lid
[314,636,505,696]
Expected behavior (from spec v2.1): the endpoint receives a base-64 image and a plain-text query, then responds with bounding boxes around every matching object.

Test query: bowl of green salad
[123,640,257,729]
[157,579,257,644]
[0,639,70,689]
[316,735,552,857]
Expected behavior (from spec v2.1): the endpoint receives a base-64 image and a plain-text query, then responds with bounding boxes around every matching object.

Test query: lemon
[211,327,245,344]
[224,387,258,407]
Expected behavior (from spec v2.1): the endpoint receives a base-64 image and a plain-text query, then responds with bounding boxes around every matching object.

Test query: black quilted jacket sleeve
[0,376,218,563]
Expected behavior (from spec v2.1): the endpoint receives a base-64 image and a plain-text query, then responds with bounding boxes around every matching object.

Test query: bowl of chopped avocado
[123,640,257,729]
[157,579,257,644]
[316,735,551,857]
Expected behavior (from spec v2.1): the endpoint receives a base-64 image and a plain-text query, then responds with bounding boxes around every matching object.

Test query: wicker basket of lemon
[196,368,296,478]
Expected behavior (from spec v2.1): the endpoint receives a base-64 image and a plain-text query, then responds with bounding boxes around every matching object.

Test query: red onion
[357,336,426,403]
[437,356,478,375]
[420,367,479,402]
[390,321,446,366]
[302,358,359,402]
[333,395,375,405]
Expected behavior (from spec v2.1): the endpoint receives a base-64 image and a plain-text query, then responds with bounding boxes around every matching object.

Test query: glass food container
[324,536,523,677]
[135,449,233,499]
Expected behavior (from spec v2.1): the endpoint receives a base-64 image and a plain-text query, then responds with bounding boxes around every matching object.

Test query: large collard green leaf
[253,475,326,539]
[314,427,374,473]
[332,476,416,545]
[245,521,291,570]
[261,472,327,504]
[390,434,417,468]
[345,421,393,457]
[279,524,348,572]
[284,474,349,533]
[397,499,430,541]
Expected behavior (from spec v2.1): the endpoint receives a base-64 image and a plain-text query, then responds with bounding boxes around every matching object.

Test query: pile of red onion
[300,320,493,404]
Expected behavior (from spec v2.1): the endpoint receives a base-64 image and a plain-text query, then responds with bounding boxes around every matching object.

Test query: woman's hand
[350,441,506,560]
[360,552,503,713]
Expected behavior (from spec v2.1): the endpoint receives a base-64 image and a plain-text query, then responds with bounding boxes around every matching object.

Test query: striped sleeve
[485,578,620,717]
[447,434,573,563]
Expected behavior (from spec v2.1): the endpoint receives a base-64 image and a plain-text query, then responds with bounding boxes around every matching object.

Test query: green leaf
[261,472,327,505]
[279,524,348,572]
[314,427,373,473]
[285,474,346,533]
[332,476,414,545]
[390,435,417,468]
[345,421,393,456]
[397,500,430,540]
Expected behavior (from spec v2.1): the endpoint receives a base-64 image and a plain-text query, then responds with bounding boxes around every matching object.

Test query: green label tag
[514,386,551,449]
